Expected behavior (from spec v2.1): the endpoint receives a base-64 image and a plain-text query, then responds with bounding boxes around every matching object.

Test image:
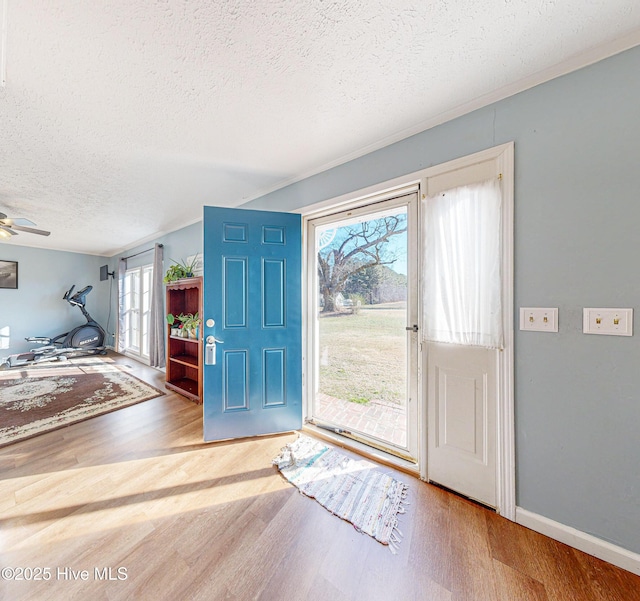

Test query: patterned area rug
[273,435,408,552]
[0,357,164,447]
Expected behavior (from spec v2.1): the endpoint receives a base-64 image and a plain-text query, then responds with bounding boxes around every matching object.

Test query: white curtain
[423,178,503,349]
[148,243,165,368]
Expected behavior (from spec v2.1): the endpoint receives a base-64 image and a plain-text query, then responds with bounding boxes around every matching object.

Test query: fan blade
[0,225,18,236]
[11,225,50,236]
[5,217,37,227]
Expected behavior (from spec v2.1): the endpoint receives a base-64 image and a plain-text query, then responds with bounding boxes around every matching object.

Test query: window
[121,265,153,360]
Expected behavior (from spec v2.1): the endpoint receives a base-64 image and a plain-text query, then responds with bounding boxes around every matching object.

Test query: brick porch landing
[315,392,407,448]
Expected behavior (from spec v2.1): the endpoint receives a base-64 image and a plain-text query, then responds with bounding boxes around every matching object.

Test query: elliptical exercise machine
[0,284,107,370]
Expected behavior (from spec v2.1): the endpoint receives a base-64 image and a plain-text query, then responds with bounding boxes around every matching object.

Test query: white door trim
[301,141,515,520]
[497,143,515,520]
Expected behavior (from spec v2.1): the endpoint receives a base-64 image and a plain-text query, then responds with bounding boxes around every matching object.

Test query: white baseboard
[516,507,640,576]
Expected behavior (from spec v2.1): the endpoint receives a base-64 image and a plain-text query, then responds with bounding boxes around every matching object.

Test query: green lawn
[318,302,407,405]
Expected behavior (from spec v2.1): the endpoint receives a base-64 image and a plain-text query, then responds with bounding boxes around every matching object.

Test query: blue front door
[202,206,302,441]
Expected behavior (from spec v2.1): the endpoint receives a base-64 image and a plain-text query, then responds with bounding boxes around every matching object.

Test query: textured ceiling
[0,1,639,256]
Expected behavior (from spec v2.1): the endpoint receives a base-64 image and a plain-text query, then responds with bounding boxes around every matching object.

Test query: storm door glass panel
[312,200,413,453]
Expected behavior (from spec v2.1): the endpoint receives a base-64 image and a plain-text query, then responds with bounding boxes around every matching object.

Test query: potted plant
[176,313,188,337]
[166,314,181,337]
[163,256,199,284]
[177,312,201,339]
[187,313,201,339]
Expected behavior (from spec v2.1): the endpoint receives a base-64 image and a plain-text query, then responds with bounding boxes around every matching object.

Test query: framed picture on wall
[0,260,18,289]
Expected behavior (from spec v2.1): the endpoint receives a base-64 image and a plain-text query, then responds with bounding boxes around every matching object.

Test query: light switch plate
[583,308,633,336]
[519,308,558,332]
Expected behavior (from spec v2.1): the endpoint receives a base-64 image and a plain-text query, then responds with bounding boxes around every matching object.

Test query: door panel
[438,369,482,455]
[223,350,248,411]
[427,342,496,506]
[203,206,302,441]
[223,257,247,328]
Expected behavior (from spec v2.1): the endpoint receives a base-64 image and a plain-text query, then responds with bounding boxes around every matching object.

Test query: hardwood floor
[1,353,638,600]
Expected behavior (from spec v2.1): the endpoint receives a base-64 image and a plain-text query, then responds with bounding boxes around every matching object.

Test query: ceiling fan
[0,212,51,239]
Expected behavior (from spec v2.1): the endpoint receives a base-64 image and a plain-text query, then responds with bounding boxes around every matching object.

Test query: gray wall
[0,245,109,356]
[107,221,203,341]
[243,46,640,553]
[112,221,203,272]
[0,221,203,360]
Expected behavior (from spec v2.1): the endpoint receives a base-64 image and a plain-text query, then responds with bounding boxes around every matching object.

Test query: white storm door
[308,193,419,461]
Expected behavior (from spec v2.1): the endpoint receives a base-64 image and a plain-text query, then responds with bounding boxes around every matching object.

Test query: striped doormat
[273,435,409,552]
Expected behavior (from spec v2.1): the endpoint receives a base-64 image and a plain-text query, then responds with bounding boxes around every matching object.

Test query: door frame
[300,142,515,520]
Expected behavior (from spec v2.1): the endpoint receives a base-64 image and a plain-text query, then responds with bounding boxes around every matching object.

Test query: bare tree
[317,214,407,312]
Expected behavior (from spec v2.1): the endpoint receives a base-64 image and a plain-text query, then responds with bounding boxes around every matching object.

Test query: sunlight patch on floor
[3,450,288,551]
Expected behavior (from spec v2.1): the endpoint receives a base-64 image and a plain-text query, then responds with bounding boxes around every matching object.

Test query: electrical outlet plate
[583,308,633,336]
[519,308,558,332]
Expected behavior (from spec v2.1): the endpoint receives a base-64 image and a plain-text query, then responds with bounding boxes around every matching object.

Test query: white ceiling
[0,1,639,256]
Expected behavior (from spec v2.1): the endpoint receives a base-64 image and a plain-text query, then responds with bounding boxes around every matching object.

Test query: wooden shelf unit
[165,277,203,403]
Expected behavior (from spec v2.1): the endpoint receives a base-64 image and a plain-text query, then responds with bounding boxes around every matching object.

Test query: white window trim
[121,264,153,365]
